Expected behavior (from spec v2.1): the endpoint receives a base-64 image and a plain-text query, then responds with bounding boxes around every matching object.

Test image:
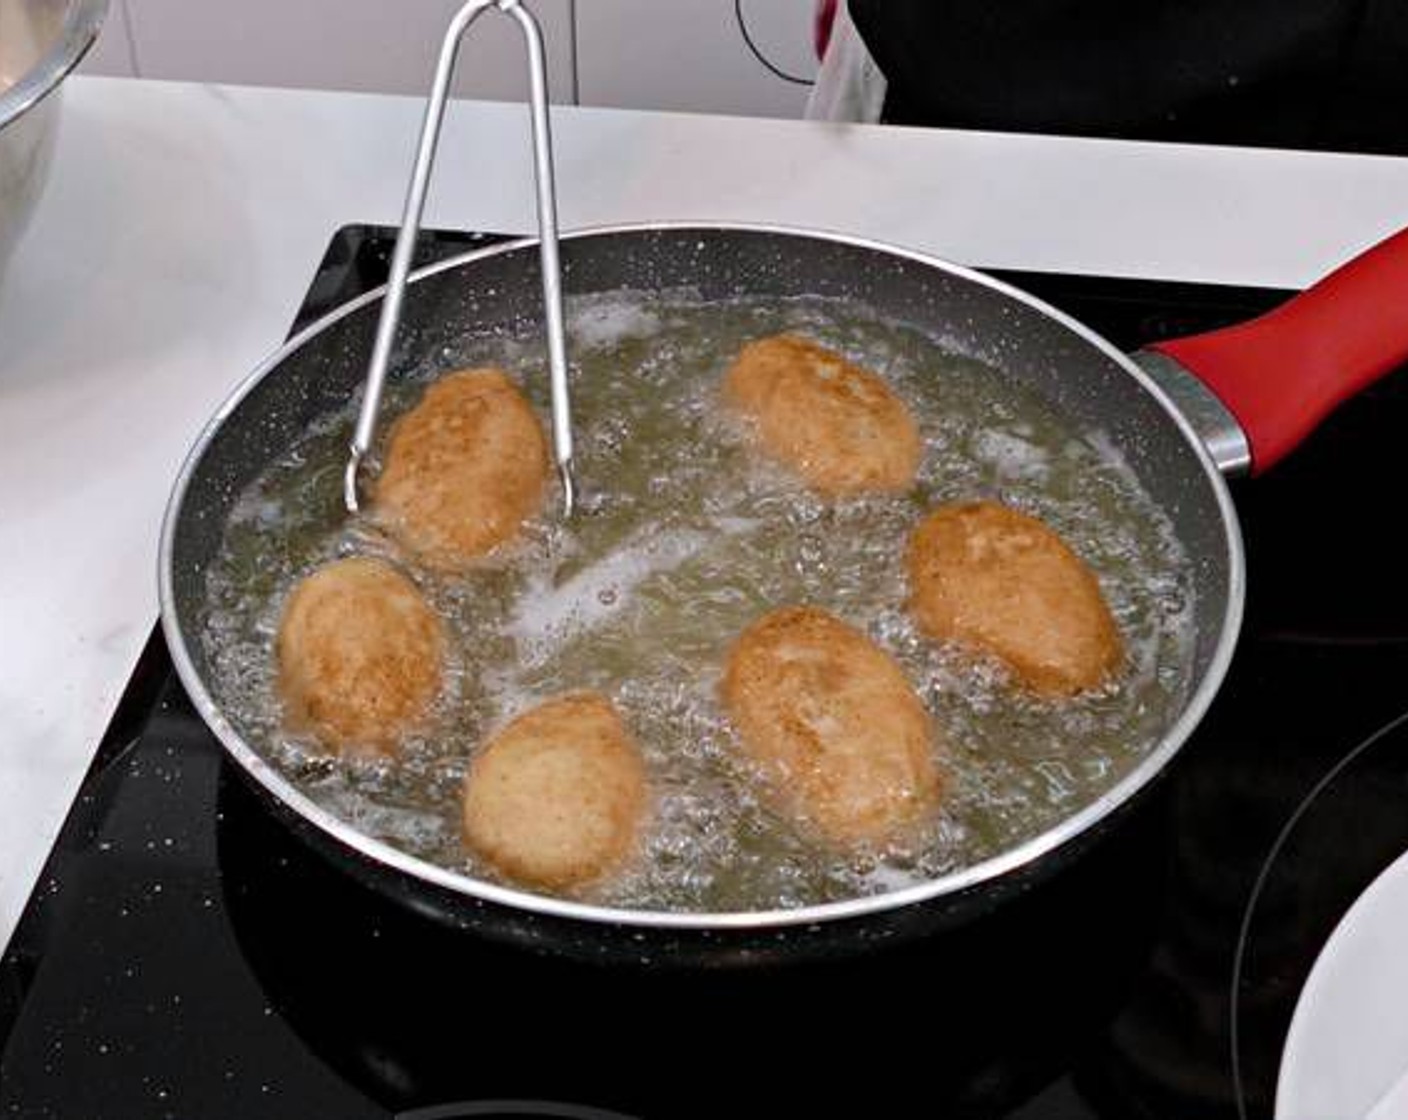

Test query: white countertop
[3,75,1408,953]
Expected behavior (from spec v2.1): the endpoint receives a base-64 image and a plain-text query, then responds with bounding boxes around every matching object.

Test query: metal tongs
[344,0,576,518]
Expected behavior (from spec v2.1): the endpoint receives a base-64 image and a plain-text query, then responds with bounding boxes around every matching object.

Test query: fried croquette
[276,556,445,756]
[375,368,549,569]
[721,606,942,848]
[723,334,921,496]
[463,693,648,891]
[906,500,1123,696]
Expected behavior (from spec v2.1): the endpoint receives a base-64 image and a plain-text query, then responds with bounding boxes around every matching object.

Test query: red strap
[816,0,839,59]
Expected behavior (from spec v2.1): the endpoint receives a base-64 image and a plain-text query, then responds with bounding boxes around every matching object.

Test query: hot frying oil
[203,292,1195,912]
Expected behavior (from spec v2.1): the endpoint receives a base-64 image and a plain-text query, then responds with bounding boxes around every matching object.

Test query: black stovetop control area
[4,227,1408,1120]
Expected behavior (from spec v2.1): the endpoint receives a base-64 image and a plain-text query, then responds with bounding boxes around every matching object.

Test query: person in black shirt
[832,0,1408,154]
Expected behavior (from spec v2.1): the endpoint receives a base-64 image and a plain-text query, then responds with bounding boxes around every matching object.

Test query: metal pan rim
[158,221,1245,932]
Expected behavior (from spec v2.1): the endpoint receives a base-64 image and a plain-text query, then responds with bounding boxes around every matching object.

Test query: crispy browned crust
[906,501,1124,696]
[721,606,942,847]
[462,692,648,891]
[375,368,549,570]
[723,335,921,496]
[275,556,445,756]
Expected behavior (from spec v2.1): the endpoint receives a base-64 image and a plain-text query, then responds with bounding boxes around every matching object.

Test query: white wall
[577,0,815,118]
[81,0,576,102]
[80,0,820,118]
[78,0,138,77]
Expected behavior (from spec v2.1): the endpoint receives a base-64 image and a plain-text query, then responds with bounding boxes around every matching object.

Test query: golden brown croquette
[463,693,648,891]
[721,606,942,848]
[276,556,445,756]
[723,335,921,496]
[906,500,1123,696]
[375,368,549,569]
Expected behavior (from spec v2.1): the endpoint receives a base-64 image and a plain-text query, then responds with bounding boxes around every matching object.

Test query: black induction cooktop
[4,225,1408,1120]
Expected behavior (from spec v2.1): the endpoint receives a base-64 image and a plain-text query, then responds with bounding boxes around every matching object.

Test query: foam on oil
[203,291,1196,912]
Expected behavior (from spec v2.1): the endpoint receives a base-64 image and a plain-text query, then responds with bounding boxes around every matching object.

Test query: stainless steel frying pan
[159,221,1408,955]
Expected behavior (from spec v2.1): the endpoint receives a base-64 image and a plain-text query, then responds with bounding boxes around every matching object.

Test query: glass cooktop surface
[4,226,1407,1120]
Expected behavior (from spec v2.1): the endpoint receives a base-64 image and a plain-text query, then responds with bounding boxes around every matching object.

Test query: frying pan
[159,220,1408,960]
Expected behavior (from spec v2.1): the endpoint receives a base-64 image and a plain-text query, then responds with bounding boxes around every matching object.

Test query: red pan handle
[1148,225,1408,474]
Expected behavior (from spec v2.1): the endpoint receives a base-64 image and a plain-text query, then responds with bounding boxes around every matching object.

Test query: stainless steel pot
[0,0,107,275]
[160,222,1408,958]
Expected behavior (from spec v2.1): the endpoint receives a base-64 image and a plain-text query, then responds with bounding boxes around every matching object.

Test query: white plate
[1278,846,1408,1119]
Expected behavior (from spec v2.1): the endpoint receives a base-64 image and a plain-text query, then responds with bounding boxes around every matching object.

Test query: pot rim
[159,220,1245,931]
[0,0,109,129]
